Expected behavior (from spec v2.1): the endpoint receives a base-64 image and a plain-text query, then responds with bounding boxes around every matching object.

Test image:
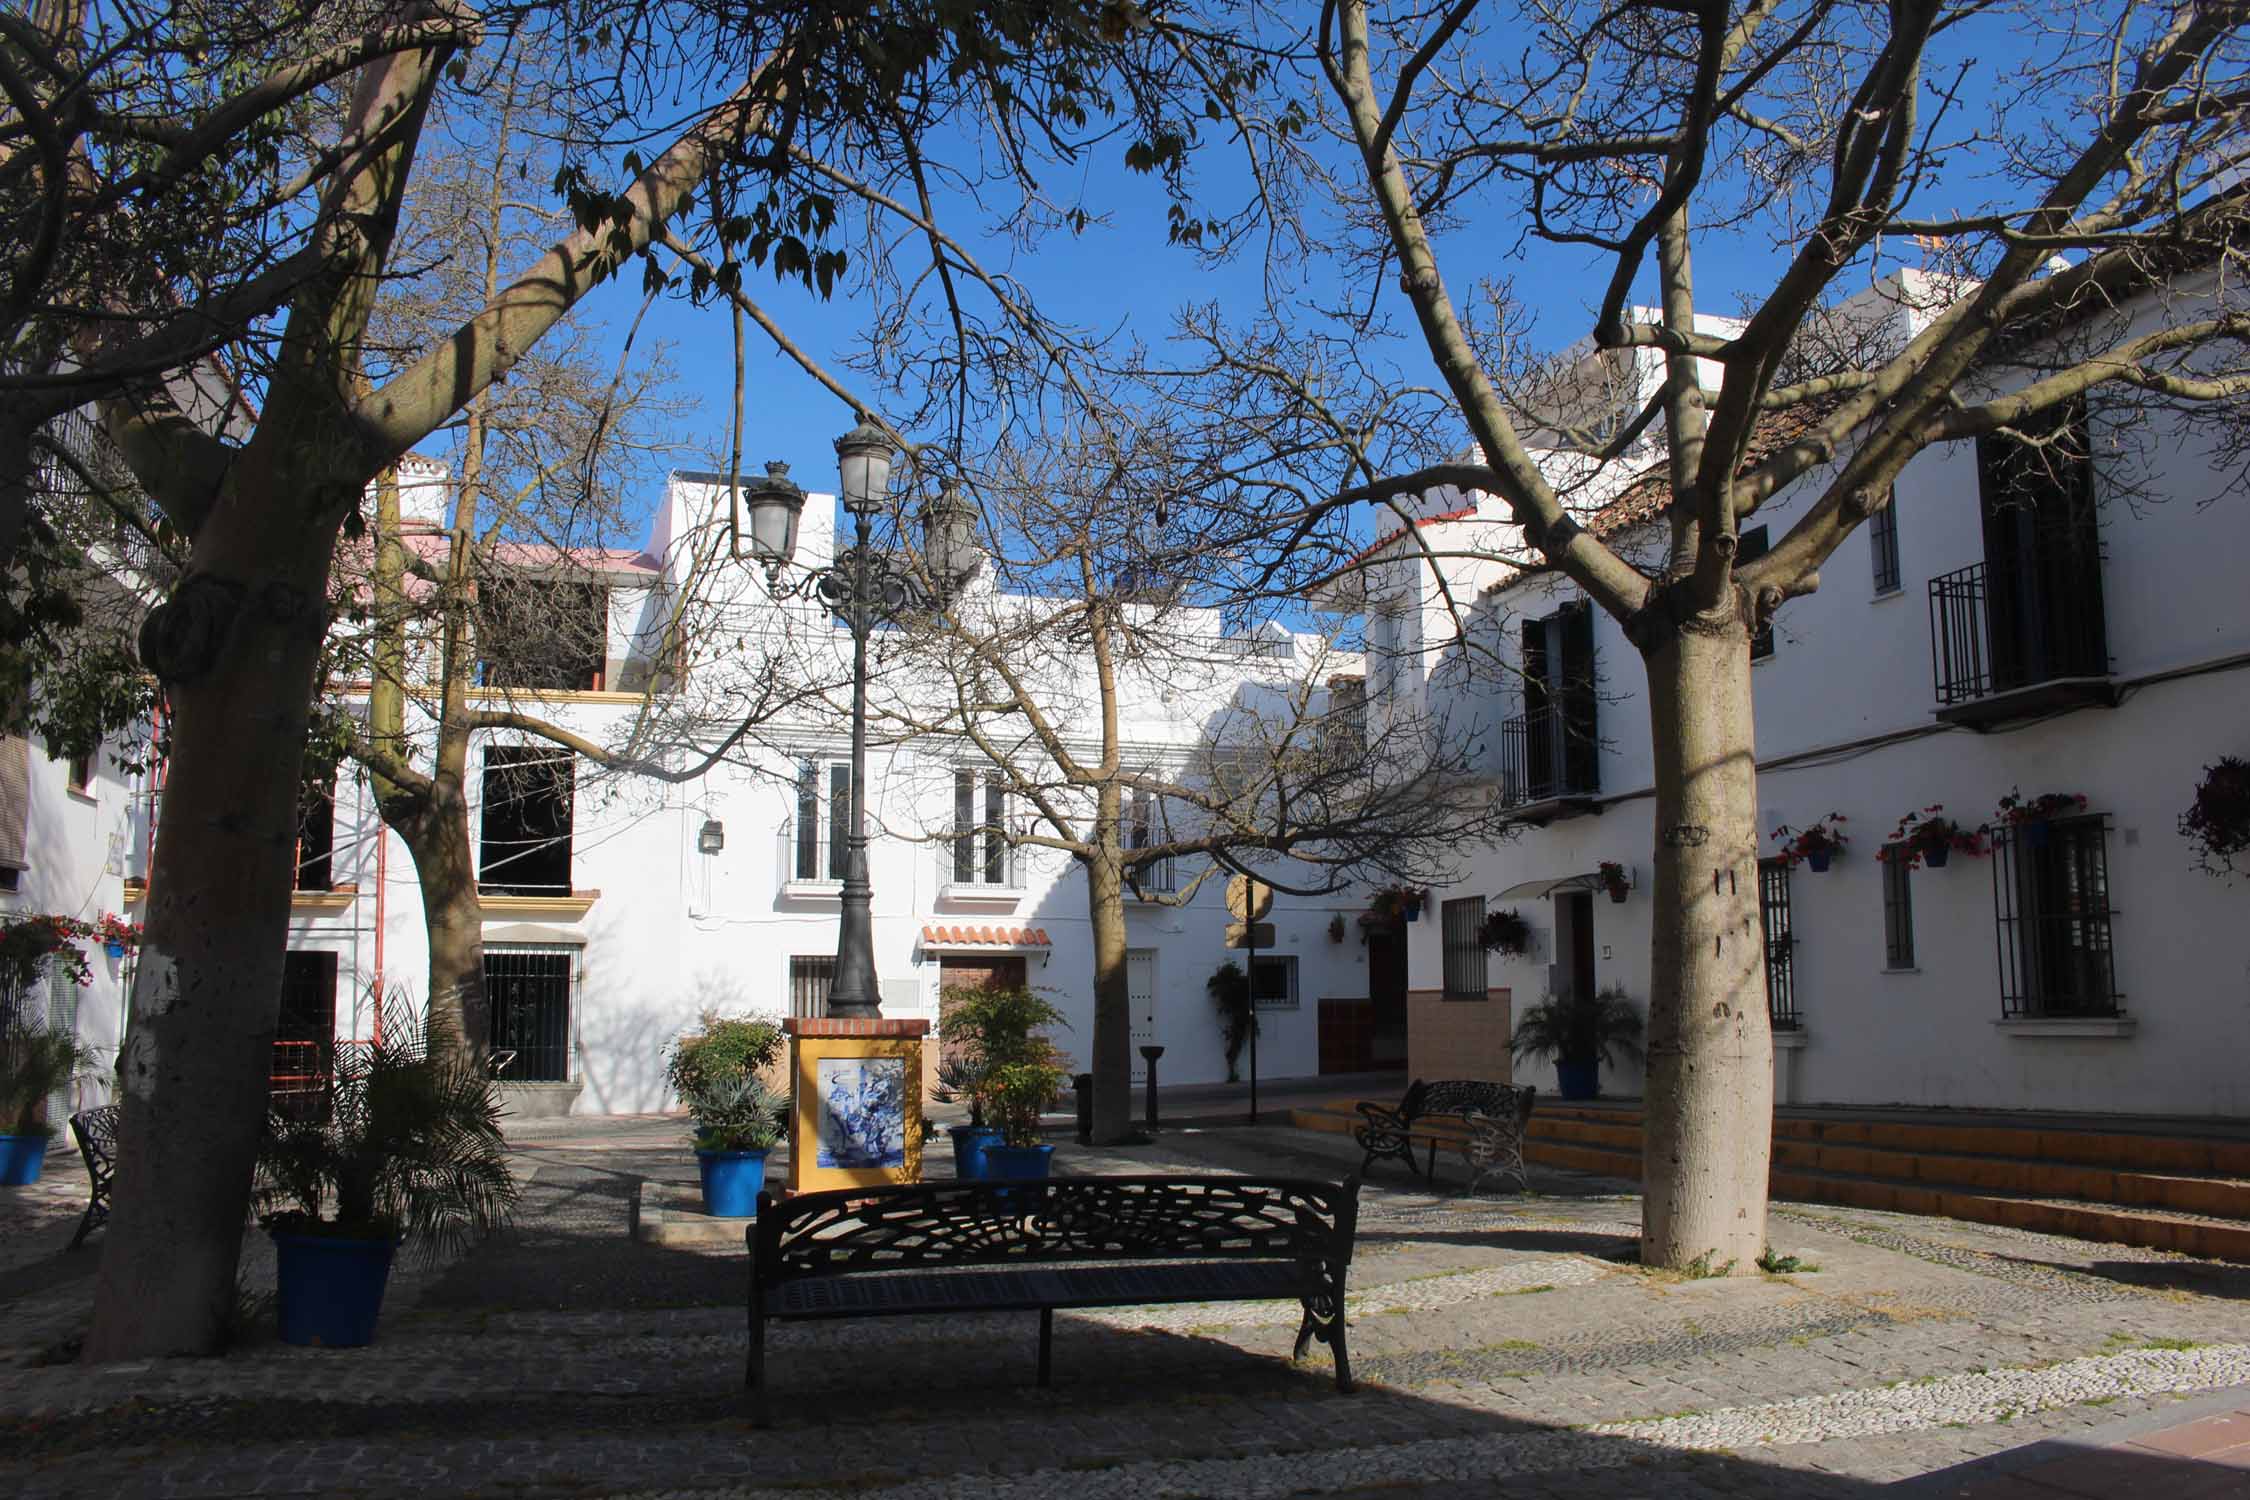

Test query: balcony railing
[939,828,1022,893]
[1498,703,1599,810]
[1929,560,2110,710]
[776,820,845,888]
[1126,851,1178,899]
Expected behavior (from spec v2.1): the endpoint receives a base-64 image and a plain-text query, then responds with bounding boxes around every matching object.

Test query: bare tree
[49,0,1265,1360]
[1188,0,2250,1270]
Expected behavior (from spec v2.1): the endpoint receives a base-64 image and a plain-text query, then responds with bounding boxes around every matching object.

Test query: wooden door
[1127,948,1158,1083]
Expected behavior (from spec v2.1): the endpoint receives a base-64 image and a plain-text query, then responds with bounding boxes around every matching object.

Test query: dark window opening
[272,951,338,1113]
[1759,858,1798,1029]
[480,747,573,896]
[1881,846,1915,970]
[790,955,835,1020]
[1252,954,1298,1009]
[1327,675,1366,761]
[1994,815,2120,1018]
[1127,785,1175,892]
[477,576,609,691]
[1870,493,1901,594]
[296,775,336,892]
[1504,601,1598,805]
[485,948,574,1080]
[794,759,821,880]
[1740,526,1776,659]
[952,769,1008,884]
[827,762,851,881]
[1442,895,1488,1000]
[49,736,93,793]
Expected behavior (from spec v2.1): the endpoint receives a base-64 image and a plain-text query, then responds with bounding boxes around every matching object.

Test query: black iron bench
[67,1104,119,1250]
[1355,1079,1536,1192]
[746,1175,1359,1422]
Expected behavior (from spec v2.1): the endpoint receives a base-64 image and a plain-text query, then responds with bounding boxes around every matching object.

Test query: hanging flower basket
[0,915,94,991]
[2182,757,2250,883]
[1770,813,1849,872]
[1597,862,1629,903]
[1880,806,1987,871]
[1479,906,1532,957]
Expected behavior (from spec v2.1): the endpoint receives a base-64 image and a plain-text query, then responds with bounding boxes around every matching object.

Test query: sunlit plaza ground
[9,1099,2250,1499]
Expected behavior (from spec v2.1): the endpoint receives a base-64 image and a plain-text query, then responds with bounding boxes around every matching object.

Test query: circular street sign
[1225,874,1273,921]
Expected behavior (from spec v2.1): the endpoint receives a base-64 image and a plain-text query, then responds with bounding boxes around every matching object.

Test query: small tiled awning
[920,924,1052,950]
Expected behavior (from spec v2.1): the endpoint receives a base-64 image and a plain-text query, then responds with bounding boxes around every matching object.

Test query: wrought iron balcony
[938,828,1023,896]
[1498,703,1600,820]
[1928,561,2116,729]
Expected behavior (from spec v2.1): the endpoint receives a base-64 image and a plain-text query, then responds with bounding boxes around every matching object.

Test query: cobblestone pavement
[6,1117,2250,1497]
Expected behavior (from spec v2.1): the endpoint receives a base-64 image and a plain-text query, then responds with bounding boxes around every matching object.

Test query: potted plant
[980,1056,1070,1180]
[1881,806,1986,870]
[1995,788,2087,849]
[939,985,1068,1180]
[0,913,93,993]
[666,1011,786,1216]
[1480,906,1532,958]
[1510,984,1644,1101]
[2182,756,2250,882]
[1205,961,1258,1083]
[0,1022,99,1185]
[256,995,517,1347]
[1770,813,1849,873]
[1370,884,1428,923]
[94,912,141,960]
[1598,861,1630,903]
[1327,913,1347,943]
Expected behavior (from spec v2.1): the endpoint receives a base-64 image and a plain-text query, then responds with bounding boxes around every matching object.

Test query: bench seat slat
[770,1259,1310,1319]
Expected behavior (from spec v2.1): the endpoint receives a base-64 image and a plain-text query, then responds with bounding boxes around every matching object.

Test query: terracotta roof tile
[920,924,1051,948]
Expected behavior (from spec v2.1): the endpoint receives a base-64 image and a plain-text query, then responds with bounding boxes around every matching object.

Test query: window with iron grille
[1127,783,1176,893]
[951,768,1009,885]
[480,747,573,895]
[1252,954,1299,1009]
[792,758,853,882]
[1993,815,2120,1018]
[790,955,835,1019]
[1740,527,1776,659]
[1881,845,1915,969]
[1759,858,1799,1028]
[273,951,337,1109]
[1869,493,1902,595]
[484,945,576,1081]
[1442,895,1488,1000]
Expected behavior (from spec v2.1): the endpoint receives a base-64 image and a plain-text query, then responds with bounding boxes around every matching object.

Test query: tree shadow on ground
[1986,1251,2250,1302]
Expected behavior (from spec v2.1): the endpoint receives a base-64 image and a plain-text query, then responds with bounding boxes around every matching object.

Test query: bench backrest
[70,1105,119,1180]
[1405,1079,1533,1126]
[753,1175,1358,1288]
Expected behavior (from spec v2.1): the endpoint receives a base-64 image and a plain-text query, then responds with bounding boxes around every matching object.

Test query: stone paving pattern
[6,1115,2250,1496]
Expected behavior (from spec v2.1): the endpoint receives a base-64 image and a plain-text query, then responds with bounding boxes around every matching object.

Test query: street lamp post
[742,419,979,1021]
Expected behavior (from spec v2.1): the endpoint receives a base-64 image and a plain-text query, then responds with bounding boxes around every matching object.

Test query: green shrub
[665,1010,786,1152]
[1205,961,1257,1082]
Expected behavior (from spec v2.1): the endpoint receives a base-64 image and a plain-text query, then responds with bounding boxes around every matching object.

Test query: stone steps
[1287,1095,2250,1261]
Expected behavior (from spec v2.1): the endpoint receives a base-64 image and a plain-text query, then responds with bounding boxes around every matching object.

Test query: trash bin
[1074,1072,1095,1145]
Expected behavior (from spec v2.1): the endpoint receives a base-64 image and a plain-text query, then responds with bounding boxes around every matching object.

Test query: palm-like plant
[0,1024,98,1136]
[1509,985,1646,1070]
[256,991,518,1262]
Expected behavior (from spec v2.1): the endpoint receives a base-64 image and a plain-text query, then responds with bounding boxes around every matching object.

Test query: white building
[7,462,1384,1118]
[1349,269,2250,1116]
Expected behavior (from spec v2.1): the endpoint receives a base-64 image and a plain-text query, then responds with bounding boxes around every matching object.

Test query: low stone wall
[1405,986,1513,1083]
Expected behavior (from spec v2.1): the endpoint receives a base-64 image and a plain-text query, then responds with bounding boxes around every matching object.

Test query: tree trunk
[82,469,343,1359]
[1083,793,1134,1144]
[398,799,486,1054]
[1638,616,1772,1274]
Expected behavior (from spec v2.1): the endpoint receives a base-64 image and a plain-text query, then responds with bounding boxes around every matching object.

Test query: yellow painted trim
[478,891,601,920]
[291,891,358,913]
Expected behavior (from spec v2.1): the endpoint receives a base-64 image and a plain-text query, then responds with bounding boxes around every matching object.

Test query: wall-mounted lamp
[697,818,725,856]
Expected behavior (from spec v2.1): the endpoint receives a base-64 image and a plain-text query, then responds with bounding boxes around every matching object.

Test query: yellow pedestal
[782,1017,928,1195]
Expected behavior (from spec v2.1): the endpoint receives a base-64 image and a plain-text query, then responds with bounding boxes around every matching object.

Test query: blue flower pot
[1554,1061,1600,1102]
[1805,849,1832,873]
[273,1231,397,1347]
[1923,842,1951,868]
[982,1143,1055,1180]
[104,941,127,959]
[696,1148,769,1217]
[949,1125,1003,1181]
[0,1133,49,1185]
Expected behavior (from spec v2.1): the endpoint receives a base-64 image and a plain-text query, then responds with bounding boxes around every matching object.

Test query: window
[1881,846,1915,969]
[295,774,336,892]
[792,758,853,882]
[49,736,92,794]
[1325,674,1366,762]
[0,735,28,889]
[485,945,576,1080]
[1739,526,1775,659]
[951,768,1010,886]
[790,955,835,1019]
[477,575,609,691]
[1508,601,1598,804]
[1127,783,1176,893]
[1995,816,2119,1017]
[1869,492,1901,595]
[272,951,338,1113]
[1442,895,1488,1000]
[1252,954,1298,1009]
[479,746,574,895]
[1759,858,1798,1029]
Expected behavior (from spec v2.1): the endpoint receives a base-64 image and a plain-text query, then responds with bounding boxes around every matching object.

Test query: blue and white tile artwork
[815,1056,907,1169]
